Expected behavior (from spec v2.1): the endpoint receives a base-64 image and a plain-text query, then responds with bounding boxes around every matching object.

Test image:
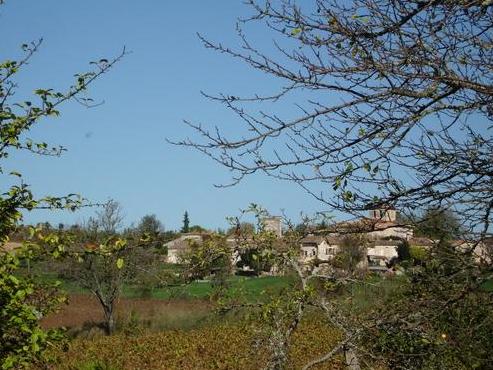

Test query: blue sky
[1,0,326,230]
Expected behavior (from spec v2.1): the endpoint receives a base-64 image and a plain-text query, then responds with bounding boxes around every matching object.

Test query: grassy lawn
[118,275,293,301]
[22,260,295,302]
[33,272,295,302]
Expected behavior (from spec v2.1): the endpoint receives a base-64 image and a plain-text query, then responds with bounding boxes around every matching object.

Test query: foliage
[181,211,190,233]
[136,214,163,236]
[229,205,286,277]
[0,245,65,369]
[415,208,462,240]
[365,242,493,369]
[396,239,411,262]
[409,246,429,263]
[0,18,123,367]
[332,234,367,275]
[236,247,274,276]
[135,214,167,253]
[180,235,232,293]
[59,202,153,334]
[188,225,206,233]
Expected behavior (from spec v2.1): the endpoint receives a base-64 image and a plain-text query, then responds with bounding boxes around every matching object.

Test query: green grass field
[22,260,295,302]
[48,274,295,302]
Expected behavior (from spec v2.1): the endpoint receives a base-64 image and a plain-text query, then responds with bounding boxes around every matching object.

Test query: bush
[409,246,428,264]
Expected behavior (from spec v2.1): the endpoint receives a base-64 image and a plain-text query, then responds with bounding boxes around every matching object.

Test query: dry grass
[41,294,213,335]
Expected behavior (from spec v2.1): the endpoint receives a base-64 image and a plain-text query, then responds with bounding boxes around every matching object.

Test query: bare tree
[174,1,493,368]
[95,199,124,235]
[175,0,493,239]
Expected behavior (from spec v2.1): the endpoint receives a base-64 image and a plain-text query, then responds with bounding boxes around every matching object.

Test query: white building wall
[300,246,317,261]
[316,240,339,261]
[367,244,398,260]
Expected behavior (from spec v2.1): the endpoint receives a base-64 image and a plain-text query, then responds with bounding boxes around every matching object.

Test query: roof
[408,237,436,247]
[483,237,493,246]
[300,235,341,245]
[165,234,204,250]
[328,217,411,234]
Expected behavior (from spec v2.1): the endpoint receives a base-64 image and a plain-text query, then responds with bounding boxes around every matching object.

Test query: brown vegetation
[40,294,213,333]
[40,315,344,370]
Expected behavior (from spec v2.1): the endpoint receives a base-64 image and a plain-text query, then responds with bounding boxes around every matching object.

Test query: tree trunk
[344,347,361,370]
[103,304,115,335]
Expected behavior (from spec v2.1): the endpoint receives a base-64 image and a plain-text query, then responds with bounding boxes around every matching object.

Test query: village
[165,208,491,275]
[2,1,492,368]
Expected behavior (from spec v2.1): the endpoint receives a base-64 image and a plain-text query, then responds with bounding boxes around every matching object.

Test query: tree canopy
[181,211,190,233]
[137,214,164,236]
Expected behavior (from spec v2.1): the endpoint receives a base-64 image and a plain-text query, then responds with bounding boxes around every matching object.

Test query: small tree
[396,239,411,262]
[137,214,164,236]
[236,246,274,276]
[415,208,462,241]
[63,201,144,334]
[332,235,367,275]
[95,199,124,234]
[369,240,493,369]
[227,222,255,236]
[70,238,130,334]
[189,224,206,233]
[180,234,233,293]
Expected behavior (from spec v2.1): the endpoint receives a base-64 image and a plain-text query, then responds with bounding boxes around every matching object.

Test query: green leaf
[116,258,124,269]
[291,28,302,36]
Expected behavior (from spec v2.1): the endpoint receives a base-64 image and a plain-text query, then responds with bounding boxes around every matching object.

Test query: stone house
[165,233,204,264]
[300,235,340,262]
[299,208,413,269]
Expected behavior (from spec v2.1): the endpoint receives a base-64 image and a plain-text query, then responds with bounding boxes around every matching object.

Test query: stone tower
[369,208,397,222]
[264,216,282,237]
